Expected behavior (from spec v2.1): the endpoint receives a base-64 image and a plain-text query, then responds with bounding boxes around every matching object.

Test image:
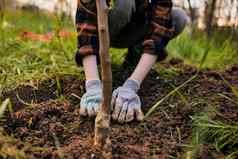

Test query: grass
[0,9,127,90]
[183,73,238,159]
[167,29,238,69]
[0,131,48,159]
[0,9,83,90]
[193,114,238,151]
[183,113,238,159]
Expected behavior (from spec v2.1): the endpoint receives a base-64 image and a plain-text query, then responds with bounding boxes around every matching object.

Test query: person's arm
[130,0,174,83]
[129,53,157,84]
[112,0,174,123]
[82,55,100,81]
[76,1,102,117]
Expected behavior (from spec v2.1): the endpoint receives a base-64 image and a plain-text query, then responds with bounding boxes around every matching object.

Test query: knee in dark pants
[172,7,190,37]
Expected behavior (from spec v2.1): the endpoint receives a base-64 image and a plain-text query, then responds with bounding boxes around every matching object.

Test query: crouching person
[75,0,189,123]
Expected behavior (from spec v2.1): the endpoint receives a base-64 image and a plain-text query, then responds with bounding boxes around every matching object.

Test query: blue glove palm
[80,80,102,117]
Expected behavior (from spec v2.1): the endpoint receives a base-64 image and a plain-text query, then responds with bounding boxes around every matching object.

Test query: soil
[0,59,238,159]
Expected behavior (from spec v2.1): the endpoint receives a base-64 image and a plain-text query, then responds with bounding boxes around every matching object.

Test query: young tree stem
[94,0,112,158]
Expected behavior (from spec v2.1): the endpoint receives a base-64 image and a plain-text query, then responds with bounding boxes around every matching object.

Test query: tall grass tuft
[168,29,238,69]
[0,10,83,89]
[192,114,238,150]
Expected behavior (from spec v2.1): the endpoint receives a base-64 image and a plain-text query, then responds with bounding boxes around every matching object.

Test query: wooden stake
[95,0,112,158]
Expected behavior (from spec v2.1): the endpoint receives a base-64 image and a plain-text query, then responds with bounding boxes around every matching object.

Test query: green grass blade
[170,83,189,106]
[144,75,197,119]
[218,93,238,105]
[199,47,210,69]
[219,74,238,97]
[0,98,10,117]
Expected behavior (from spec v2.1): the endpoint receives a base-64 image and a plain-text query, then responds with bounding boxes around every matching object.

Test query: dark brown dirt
[1,60,238,159]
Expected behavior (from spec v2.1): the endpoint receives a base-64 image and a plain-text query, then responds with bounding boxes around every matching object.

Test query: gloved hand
[111,79,144,123]
[80,80,102,117]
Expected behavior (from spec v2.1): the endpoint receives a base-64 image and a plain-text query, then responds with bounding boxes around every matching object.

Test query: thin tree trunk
[187,0,195,23]
[94,0,112,158]
[0,0,6,19]
[187,0,196,35]
[205,0,217,37]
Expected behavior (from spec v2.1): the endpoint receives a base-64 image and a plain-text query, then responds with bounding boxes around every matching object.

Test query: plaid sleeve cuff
[75,49,100,66]
[142,36,169,61]
[75,1,99,66]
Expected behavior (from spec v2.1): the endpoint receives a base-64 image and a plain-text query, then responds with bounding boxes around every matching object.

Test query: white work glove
[80,80,102,117]
[111,79,144,123]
